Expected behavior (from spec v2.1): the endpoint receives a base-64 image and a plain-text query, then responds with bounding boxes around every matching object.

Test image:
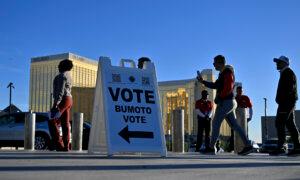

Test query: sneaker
[202,147,216,155]
[287,149,300,156]
[269,148,286,156]
[238,145,254,156]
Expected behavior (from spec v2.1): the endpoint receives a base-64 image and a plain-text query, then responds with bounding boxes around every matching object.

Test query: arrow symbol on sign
[118,125,154,143]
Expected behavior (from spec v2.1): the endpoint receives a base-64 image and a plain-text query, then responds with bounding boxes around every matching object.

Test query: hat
[273,56,289,65]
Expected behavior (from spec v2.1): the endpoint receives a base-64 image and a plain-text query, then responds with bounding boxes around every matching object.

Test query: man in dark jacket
[197,55,253,155]
[271,56,300,156]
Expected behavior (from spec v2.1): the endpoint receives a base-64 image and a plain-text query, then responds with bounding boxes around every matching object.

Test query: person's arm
[248,107,253,122]
[245,96,253,121]
[195,109,206,118]
[197,72,219,89]
[285,70,297,105]
[207,111,213,118]
[207,101,214,118]
[53,74,66,107]
[219,71,234,98]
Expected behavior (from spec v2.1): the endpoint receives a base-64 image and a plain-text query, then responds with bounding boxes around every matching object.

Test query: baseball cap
[273,56,289,65]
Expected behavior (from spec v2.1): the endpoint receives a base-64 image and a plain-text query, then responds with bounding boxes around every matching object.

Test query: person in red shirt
[195,90,213,152]
[235,86,253,123]
[228,86,253,152]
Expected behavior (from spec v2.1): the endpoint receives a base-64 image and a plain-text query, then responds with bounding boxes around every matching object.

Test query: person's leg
[228,129,234,152]
[275,106,287,149]
[226,111,250,147]
[209,103,228,149]
[196,118,205,151]
[204,119,211,149]
[224,100,253,155]
[48,118,64,150]
[285,110,300,148]
[58,97,72,151]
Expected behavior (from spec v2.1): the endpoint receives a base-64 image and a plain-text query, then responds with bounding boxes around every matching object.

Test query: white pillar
[172,109,185,153]
[72,113,83,151]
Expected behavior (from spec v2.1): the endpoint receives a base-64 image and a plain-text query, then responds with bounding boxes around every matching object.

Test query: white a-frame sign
[88,57,167,157]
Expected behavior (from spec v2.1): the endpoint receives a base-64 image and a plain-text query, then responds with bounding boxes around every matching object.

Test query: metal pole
[24,112,36,150]
[263,98,268,142]
[7,82,14,114]
[9,86,12,110]
[9,86,12,114]
[72,113,83,151]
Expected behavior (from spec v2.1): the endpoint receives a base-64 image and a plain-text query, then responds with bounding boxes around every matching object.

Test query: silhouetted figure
[197,55,253,155]
[195,90,213,152]
[48,59,73,151]
[228,86,253,152]
[270,56,300,156]
[137,57,151,69]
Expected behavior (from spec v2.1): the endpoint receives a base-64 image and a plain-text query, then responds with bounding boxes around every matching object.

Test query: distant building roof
[31,52,98,66]
[158,79,196,86]
[2,104,22,113]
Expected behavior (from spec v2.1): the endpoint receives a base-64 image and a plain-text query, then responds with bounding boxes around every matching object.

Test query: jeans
[210,99,250,148]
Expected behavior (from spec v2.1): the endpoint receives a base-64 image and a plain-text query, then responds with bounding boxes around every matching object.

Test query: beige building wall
[72,87,95,122]
[29,53,98,121]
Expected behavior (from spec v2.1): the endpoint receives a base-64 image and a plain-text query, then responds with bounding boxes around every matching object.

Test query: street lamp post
[7,82,15,114]
[263,98,268,142]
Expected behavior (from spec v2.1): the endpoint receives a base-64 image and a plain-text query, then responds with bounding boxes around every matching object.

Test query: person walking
[197,55,253,155]
[48,59,73,151]
[195,90,213,152]
[270,56,300,156]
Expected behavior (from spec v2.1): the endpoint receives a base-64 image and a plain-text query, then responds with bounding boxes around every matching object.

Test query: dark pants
[48,96,72,151]
[228,129,234,152]
[275,105,300,149]
[196,116,211,151]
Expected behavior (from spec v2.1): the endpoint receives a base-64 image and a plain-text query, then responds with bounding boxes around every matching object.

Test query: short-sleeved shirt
[195,99,213,115]
[235,95,252,108]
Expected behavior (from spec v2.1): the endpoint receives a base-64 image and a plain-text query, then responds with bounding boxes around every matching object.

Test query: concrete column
[24,112,36,150]
[234,108,247,153]
[172,109,184,153]
[72,113,83,151]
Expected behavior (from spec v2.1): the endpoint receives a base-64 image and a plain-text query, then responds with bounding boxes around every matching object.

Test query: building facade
[29,53,98,121]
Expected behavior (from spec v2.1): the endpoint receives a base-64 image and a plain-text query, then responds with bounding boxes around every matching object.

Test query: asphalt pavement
[0,150,299,180]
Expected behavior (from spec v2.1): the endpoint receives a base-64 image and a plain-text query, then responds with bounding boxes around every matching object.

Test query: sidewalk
[0,150,299,180]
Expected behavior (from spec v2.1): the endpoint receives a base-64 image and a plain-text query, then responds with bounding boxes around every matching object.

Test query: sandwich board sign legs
[88,57,110,155]
[88,57,167,157]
